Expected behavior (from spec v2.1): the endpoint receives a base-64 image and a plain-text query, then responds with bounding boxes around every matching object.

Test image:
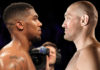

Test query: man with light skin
[42,42,57,70]
[62,1,100,70]
[0,2,42,70]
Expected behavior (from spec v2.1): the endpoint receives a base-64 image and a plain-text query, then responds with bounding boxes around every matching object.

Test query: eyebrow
[64,13,71,17]
[64,13,69,17]
[64,13,67,17]
[33,14,38,18]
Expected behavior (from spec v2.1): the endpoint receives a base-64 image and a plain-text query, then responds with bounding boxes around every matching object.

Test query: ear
[16,21,24,31]
[80,14,89,26]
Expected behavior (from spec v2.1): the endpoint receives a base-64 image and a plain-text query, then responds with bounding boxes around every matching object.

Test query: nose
[49,52,51,56]
[62,21,65,28]
[38,20,42,27]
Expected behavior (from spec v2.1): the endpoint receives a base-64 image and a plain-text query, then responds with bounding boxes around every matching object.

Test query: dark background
[0,0,100,70]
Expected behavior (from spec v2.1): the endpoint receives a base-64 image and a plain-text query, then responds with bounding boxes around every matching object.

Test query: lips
[64,29,67,33]
[39,30,41,33]
[38,29,41,31]
[38,28,42,34]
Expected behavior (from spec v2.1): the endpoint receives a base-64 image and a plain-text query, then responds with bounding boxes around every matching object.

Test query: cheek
[31,21,37,28]
[70,19,81,33]
[65,20,76,35]
[26,24,37,37]
[53,54,57,60]
[50,53,56,58]
[49,55,56,62]
[29,22,38,32]
[65,19,73,29]
[69,18,79,28]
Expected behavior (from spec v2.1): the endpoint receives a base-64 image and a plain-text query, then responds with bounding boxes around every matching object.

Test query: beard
[31,36,41,44]
[29,36,41,50]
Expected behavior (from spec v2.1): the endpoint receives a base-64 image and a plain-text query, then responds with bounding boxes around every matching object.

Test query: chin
[37,35,41,40]
[31,36,41,43]
[64,35,72,41]
[49,62,56,66]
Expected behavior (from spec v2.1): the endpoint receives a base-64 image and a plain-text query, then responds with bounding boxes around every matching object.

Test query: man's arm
[77,47,100,70]
[0,54,28,70]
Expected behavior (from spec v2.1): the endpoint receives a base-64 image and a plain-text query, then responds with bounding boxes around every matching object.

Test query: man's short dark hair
[3,2,33,24]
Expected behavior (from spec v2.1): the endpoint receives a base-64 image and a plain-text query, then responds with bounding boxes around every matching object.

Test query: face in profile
[23,9,42,42]
[46,46,56,65]
[62,5,82,41]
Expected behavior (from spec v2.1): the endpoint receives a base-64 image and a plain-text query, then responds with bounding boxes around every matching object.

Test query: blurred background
[0,0,100,69]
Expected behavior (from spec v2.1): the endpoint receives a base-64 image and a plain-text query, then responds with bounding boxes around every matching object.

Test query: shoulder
[80,46,96,56]
[0,51,28,70]
[77,46,99,70]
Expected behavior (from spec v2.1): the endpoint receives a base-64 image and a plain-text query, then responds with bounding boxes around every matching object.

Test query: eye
[65,16,71,22]
[67,16,71,20]
[33,15,38,21]
[51,51,55,54]
[33,17,37,21]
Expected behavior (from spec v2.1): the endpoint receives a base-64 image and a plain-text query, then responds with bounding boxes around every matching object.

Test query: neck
[73,30,96,51]
[11,33,32,52]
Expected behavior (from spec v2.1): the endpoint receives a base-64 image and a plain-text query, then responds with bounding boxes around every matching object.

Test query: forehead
[65,5,83,17]
[65,6,75,17]
[27,9,38,18]
[46,46,56,51]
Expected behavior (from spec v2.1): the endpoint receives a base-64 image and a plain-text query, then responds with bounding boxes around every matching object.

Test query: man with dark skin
[0,2,42,70]
[62,1,100,70]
